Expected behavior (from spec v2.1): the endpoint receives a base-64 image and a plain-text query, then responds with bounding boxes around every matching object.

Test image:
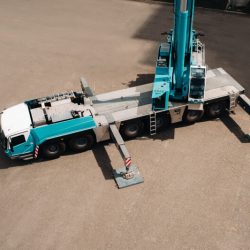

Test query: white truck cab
[0,103,34,159]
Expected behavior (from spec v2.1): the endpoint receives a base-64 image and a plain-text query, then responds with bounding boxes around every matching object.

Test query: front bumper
[9,152,34,161]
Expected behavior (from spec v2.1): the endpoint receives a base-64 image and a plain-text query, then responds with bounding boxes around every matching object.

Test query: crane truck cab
[0,103,34,160]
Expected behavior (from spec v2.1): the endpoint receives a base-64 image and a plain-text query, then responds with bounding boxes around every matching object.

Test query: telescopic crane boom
[152,0,206,111]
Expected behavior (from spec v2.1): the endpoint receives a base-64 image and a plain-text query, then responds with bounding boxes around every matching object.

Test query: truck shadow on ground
[0,148,39,169]
[220,114,250,143]
[92,127,176,180]
[92,142,114,180]
[126,73,155,88]
[197,114,250,143]
[92,113,250,181]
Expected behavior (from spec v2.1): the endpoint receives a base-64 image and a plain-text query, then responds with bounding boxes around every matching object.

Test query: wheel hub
[49,144,59,152]
[76,137,88,146]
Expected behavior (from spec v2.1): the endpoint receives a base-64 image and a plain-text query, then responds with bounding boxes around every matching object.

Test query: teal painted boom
[152,0,199,110]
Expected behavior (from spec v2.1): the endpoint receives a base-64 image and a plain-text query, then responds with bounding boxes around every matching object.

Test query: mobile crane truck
[0,0,249,188]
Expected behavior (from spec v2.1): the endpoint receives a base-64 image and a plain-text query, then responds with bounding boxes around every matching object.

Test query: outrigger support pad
[113,165,144,189]
[109,124,144,188]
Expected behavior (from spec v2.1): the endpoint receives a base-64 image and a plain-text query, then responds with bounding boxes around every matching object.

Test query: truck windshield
[0,113,7,150]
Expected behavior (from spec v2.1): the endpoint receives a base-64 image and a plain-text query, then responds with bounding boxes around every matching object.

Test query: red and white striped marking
[34,145,39,159]
[124,157,132,168]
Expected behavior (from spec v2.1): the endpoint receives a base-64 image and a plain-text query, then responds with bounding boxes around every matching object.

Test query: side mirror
[8,138,14,152]
[10,143,14,152]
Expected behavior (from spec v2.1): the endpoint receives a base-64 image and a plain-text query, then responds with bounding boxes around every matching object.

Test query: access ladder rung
[228,91,237,112]
[149,111,157,136]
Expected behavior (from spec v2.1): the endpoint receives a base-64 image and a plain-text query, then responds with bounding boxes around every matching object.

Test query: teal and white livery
[0,90,97,160]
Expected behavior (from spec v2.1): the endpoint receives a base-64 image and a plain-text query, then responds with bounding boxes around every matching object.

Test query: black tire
[42,141,65,159]
[226,3,233,10]
[120,120,144,139]
[183,109,204,124]
[246,2,250,13]
[68,133,95,152]
[206,101,226,118]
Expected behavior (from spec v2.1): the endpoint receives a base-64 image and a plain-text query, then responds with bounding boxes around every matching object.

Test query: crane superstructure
[152,0,206,112]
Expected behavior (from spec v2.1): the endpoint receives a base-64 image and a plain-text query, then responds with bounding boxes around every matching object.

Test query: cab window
[11,135,26,147]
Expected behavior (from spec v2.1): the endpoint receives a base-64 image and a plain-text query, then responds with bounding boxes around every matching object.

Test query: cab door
[9,132,34,156]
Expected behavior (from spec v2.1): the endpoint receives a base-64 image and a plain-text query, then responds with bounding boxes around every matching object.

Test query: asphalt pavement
[0,0,249,249]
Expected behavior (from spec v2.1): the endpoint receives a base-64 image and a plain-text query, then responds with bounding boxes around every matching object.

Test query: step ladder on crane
[150,111,157,136]
[229,90,237,112]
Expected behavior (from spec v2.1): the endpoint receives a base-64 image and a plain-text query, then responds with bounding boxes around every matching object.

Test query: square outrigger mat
[113,165,144,188]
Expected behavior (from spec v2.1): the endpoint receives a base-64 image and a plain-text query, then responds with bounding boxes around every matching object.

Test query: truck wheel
[68,133,95,152]
[183,110,204,124]
[206,101,226,118]
[42,141,65,159]
[120,120,143,139]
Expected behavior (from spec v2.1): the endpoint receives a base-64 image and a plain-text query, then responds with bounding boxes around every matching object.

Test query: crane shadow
[92,125,176,181]
[0,148,36,169]
[137,124,176,141]
[126,73,155,88]
[0,142,115,180]
[220,114,250,143]
[92,142,114,180]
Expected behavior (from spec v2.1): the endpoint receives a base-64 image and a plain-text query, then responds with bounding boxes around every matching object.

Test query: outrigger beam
[238,94,250,141]
[109,124,144,188]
